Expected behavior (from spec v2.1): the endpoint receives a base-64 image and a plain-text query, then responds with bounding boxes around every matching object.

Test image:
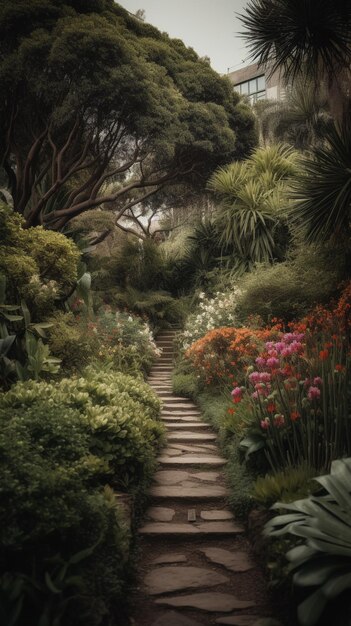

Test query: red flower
[290,411,301,422]
[267,402,277,414]
[319,349,329,361]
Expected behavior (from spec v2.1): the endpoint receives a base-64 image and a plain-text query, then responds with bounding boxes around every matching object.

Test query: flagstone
[158,454,227,466]
[167,432,216,441]
[150,485,228,499]
[200,509,234,520]
[144,566,229,595]
[152,554,187,565]
[194,472,220,481]
[155,593,255,612]
[146,507,175,522]
[200,548,254,572]
[139,521,244,536]
[154,470,190,484]
[151,611,202,626]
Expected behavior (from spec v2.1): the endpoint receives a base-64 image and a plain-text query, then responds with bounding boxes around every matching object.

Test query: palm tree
[207,144,298,269]
[291,119,351,242]
[254,77,333,151]
[240,0,351,122]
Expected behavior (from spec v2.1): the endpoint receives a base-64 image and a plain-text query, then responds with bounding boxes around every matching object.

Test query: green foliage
[236,242,346,323]
[0,204,80,318]
[226,443,256,520]
[0,367,163,625]
[46,312,96,371]
[254,78,332,151]
[266,458,351,626]
[206,144,298,274]
[240,0,351,83]
[1,0,256,229]
[291,120,351,243]
[172,362,199,399]
[253,465,318,507]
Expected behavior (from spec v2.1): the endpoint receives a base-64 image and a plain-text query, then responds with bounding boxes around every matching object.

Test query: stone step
[161,402,198,409]
[138,521,244,536]
[150,485,228,499]
[167,432,217,442]
[161,416,202,423]
[158,454,227,467]
[159,396,194,402]
[161,410,201,416]
[154,592,254,612]
[164,422,209,429]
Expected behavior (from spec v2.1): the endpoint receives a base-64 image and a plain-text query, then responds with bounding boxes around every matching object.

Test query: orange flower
[290,411,301,422]
[319,349,329,361]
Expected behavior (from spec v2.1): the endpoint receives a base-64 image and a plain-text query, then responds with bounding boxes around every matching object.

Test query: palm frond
[291,119,351,242]
[239,0,351,82]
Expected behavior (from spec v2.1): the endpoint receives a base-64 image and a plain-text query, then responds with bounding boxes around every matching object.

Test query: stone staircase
[132,329,278,626]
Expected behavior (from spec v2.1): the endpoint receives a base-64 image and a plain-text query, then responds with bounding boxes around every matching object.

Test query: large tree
[0,0,256,232]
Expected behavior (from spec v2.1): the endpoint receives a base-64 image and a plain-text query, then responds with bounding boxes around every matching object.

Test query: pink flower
[260,417,271,430]
[273,413,285,427]
[267,357,280,368]
[231,387,242,402]
[255,357,266,367]
[313,377,323,387]
[308,386,321,401]
[249,371,261,384]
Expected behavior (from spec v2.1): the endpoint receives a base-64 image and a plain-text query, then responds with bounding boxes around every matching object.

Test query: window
[234,75,266,103]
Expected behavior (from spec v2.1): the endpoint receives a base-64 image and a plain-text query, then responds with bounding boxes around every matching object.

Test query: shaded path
[130,330,280,626]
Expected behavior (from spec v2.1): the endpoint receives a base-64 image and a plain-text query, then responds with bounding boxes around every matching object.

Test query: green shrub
[172,371,199,398]
[226,444,256,519]
[47,311,97,371]
[0,368,163,625]
[1,368,163,492]
[0,204,80,319]
[253,464,319,507]
[237,242,347,323]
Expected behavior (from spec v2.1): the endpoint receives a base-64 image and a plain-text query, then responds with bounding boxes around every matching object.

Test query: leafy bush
[0,203,80,319]
[0,368,163,625]
[266,458,351,626]
[185,325,279,390]
[172,371,199,399]
[1,368,163,491]
[253,464,318,507]
[179,289,241,350]
[46,311,97,371]
[236,242,347,323]
[91,306,160,375]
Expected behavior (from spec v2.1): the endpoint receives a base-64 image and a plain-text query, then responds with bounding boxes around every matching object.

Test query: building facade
[227,62,286,103]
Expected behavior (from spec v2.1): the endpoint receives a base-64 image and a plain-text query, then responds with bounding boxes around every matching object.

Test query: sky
[117,0,251,75]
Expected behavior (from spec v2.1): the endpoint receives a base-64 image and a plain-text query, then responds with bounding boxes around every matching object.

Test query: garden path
[130,330,281,626]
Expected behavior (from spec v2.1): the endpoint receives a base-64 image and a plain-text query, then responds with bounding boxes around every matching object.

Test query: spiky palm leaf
[291,120,351,242]
[254,79,332,150]
[240,0,351,82]
[208,144,297,263]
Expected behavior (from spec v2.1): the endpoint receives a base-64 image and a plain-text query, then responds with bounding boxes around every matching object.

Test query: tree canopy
[0,0,256,231]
